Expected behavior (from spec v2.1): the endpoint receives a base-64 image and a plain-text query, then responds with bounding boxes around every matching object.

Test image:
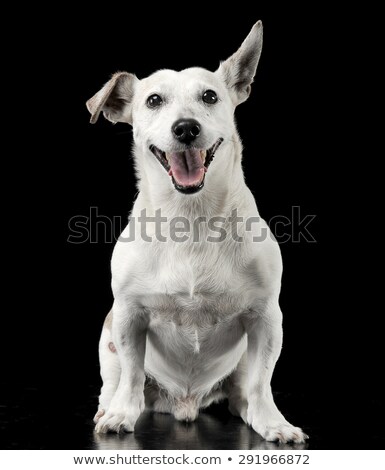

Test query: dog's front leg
[245,300,308,443]
[95,301,147,433]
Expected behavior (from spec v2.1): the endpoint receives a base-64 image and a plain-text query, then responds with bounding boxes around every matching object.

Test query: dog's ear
[217,21,263,106]
[86,72,138,124]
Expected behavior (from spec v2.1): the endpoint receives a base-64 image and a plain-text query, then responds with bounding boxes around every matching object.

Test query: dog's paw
[173,397,199,422]
[95,393,144,433]
[95,407,141,433]
[248,411,309,444]
[247,398,308,444]
[254,422,308,444]
[93,408,105,424]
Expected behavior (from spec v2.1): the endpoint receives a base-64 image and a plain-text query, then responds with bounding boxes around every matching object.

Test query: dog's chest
[141,255,252,393]
[141,249,257,333]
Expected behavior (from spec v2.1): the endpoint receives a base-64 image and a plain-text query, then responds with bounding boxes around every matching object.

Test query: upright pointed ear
[86,72,138,124]
[217,21,263,106]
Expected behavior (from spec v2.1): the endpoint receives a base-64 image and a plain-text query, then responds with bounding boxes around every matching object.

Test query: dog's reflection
[93,408,308,451]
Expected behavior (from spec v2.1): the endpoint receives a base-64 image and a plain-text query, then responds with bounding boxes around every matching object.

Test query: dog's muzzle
[149,138,223,194]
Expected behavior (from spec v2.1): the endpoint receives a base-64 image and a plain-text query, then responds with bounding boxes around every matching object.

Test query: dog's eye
[202,90,218,105]
[147,94,163,108]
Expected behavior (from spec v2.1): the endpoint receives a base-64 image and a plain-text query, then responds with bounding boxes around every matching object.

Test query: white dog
[87,21,308,444]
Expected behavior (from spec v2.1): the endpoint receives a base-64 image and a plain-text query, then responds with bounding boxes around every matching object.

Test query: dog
[86,21,308,444]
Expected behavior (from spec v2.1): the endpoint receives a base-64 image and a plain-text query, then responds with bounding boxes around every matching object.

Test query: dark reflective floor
[93,409,307,451]
[1,383,384,450]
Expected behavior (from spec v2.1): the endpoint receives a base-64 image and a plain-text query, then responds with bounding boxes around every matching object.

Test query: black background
[1,5,383,450]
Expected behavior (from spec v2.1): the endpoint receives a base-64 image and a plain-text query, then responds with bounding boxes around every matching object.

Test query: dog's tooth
[200,150,207,162]
[165,152,170,162]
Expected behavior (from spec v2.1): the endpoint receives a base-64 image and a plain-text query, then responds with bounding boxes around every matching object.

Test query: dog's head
[87,21,263,195]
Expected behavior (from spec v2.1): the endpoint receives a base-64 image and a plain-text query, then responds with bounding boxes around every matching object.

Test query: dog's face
[133,67,231,194]
[87,21,263,194]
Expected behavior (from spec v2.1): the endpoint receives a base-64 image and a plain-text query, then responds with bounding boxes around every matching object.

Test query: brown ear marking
[217,21,263,106]
[86,72,136,124]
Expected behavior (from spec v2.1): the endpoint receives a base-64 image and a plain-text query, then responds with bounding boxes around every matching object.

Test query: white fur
[87,21,308,443]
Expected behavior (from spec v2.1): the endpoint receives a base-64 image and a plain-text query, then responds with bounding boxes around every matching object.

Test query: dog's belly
[143,294,247,398]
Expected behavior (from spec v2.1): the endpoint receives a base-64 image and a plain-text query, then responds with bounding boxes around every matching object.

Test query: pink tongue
[169,149,204,187]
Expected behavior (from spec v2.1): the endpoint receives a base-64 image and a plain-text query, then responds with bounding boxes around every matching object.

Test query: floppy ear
[86,72,138,124]
[217,21,263,106]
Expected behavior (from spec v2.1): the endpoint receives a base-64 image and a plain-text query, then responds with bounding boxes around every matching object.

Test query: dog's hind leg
[224,352,248,424]
[144,379,173,414]
[94,310,121,424]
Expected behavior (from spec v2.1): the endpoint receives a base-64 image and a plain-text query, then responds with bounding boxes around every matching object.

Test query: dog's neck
[133,134,252,220]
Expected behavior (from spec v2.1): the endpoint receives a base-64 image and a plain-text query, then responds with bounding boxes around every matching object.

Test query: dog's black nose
[172,119,201,144]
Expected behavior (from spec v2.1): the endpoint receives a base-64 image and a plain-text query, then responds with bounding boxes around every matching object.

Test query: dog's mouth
[149,138,223,194]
